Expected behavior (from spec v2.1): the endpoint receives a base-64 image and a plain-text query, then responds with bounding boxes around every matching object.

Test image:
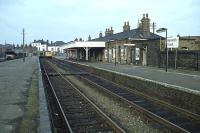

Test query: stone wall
[159,50,200,70]
[147,40,160,66]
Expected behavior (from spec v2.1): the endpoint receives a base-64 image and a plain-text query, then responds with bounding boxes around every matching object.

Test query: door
[142,48,147,66]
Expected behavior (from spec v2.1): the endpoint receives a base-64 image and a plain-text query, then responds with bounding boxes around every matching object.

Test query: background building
[31,39,65,55]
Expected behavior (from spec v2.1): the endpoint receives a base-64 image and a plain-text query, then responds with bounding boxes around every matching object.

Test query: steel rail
[79,75,191,133]
[51,58,200,133]
[46,60,126,133]
[41,61,73,133]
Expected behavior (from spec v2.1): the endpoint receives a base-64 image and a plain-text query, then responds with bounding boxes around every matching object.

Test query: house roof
[33,40,66,46]
[34,40,47,44]
[92,28,161,42]
[53,41,65,46]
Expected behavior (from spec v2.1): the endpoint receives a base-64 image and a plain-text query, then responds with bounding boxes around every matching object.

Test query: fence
[159,50,200,71]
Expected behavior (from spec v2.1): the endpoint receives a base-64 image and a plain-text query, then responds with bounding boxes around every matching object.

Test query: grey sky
[0,0,199,44]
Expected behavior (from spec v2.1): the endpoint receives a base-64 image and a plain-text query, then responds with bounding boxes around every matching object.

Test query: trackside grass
[18,71,39,133]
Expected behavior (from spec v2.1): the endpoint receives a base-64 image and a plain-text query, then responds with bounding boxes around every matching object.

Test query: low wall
[70,61,200,115]
[159,51,200,71]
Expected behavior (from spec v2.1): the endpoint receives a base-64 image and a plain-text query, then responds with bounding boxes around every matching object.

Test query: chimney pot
[99,32,103,38]
[143,14,145,18]
[88,35,91,41]
[146,13,148,18]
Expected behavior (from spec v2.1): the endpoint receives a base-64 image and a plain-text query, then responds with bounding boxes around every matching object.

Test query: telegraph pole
[151,22,157,34]
[22,28,25,62]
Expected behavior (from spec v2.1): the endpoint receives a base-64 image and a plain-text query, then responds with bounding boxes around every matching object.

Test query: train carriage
[39,51,52,58]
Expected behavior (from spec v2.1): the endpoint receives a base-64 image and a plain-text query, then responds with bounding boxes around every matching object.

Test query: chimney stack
[105,27,114,36]
[140,13,150,37]
[110,26,114,35]
[88,35,91,41]
[123,21,130,32]
[105,28,108,36]
[74,38,78,41]
[99,32,103,38]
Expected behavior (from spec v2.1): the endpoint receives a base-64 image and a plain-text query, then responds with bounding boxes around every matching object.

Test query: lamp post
[157,28,168,72]
[22,28,25,62]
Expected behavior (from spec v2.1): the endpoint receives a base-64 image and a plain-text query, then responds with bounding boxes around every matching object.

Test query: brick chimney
[105,28,108,36]
[140,13,150,37]
[105,27,114,36]
[123,21,130,32]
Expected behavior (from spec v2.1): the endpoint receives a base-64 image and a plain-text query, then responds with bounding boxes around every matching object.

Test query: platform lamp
[157,28,168,72]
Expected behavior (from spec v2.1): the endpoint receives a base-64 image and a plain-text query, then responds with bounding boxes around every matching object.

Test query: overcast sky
[0,0,199,44]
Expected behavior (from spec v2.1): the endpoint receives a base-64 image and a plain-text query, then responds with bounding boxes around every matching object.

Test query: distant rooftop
[52,41,65,46]
[33,40,66,46]
[33,39,47,44]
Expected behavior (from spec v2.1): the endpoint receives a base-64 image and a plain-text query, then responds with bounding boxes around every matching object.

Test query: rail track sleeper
[50,58,200,132]
[41,59,126,133]
[78,73,186,132]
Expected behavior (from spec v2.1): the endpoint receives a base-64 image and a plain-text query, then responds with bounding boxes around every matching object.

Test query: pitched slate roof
[92,28,161,42]
[34,40,47,44]
[53,41,65,46]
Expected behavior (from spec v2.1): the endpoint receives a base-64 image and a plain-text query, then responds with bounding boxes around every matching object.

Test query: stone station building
[92,14,162,66]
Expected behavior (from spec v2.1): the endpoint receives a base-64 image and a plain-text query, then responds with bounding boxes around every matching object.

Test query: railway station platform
[81,62,200,93]
[0,57,51,133]
[54,56,200,93]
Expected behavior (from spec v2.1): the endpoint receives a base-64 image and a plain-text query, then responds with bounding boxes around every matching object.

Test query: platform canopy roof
[60,41,105,50]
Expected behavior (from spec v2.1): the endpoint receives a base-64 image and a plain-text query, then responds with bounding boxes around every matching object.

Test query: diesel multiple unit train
[39,51,53,58]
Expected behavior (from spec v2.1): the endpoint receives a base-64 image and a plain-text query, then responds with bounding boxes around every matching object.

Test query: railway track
[40,58,125,133]
[51,58,200,133]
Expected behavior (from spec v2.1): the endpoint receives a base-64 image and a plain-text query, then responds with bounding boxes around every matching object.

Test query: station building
[92,14,162,66]
[62,14,162,66]
[93,14,161,66]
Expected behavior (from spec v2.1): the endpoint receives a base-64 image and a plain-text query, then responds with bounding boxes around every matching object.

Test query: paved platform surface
[0,57,50,133]
[83,62,200,92]
[55,56,200,92]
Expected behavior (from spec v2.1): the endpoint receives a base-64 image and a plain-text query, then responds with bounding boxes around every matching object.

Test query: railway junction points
[0,55,200,132]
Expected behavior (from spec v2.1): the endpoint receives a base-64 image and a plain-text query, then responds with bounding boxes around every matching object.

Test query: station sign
[167,37,179,48]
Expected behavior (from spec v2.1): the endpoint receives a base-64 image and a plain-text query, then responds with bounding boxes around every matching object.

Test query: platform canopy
[60,41,105,50]
[60,41,105,61]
